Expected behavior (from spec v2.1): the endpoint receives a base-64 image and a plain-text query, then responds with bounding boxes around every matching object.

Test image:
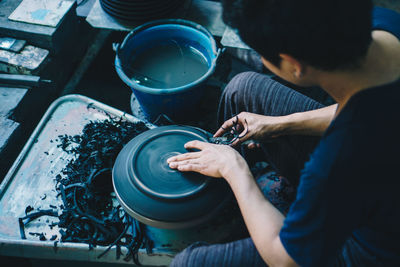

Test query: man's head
[221,0,373,72]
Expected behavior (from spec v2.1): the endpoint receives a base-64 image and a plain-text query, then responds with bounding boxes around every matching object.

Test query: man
[167,0,400,266]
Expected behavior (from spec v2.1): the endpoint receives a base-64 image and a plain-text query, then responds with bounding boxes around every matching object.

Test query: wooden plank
[76,0,96,18]
[8,0,75,28]
[0,117,21,181]
[0,0,79,53]
[0,45,49,75]
[0,87,26,180]
[0,0,55,42]
[0,118,20,153]
[0,87,28,116]
[221,27,250,49]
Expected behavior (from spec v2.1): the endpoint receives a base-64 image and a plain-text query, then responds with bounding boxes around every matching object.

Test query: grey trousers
[170,72,379,267]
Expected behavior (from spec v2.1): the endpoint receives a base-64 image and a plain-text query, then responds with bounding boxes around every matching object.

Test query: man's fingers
[214,121,231,137]
[214,127,225,137]
[178,163,203,172]
[169,161,203,172]
[214,116,241,137]
[247,142,258,149]
[229,128,250,146]
[167,151,201,163]
[184,140,209,150]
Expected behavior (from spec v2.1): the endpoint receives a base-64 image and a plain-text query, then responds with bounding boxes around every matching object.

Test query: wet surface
[129,40,210,89]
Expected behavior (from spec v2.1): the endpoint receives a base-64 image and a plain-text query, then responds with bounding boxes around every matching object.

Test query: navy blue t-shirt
[279,7,400,266]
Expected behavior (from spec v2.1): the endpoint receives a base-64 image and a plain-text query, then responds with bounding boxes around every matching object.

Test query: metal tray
[0,94,243,265]
[0,94,171,265]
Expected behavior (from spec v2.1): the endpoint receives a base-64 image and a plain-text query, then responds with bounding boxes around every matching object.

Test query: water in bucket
[128,39,209,89]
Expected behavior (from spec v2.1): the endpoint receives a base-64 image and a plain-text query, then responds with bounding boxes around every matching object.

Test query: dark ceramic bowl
[100,0,183,23]
[112,125,231,229]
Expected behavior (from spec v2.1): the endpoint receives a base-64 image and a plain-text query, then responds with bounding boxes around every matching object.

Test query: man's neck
[316,30,400,114]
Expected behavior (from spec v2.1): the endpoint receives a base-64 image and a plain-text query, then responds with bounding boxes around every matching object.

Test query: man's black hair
[221,0,373,70]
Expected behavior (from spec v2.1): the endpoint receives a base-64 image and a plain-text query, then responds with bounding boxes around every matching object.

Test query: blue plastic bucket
[115,19,219,122]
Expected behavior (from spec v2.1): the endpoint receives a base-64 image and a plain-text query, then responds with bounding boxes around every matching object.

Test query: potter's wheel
[112,125,231,229]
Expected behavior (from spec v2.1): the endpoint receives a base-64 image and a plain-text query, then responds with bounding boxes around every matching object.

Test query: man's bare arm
[214,104,337,147]
[168,142,299,266]
[280,104,337,136]
[226,167,298,267]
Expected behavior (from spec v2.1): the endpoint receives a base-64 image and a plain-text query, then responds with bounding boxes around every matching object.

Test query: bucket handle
[112,43,120,53]
[214,47,224,65]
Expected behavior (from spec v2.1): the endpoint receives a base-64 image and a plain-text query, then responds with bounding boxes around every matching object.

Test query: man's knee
[224,71,258,95]
[169,242,209,267]
[223,71,275,98]
[170,239,267,267]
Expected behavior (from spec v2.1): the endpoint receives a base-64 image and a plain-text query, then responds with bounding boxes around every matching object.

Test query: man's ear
[279,53,304,78]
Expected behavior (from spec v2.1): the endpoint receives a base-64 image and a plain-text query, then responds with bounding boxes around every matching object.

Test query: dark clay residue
[19,115,152,263]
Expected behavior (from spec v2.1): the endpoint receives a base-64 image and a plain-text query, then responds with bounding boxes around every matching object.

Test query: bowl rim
[113,179,232,229]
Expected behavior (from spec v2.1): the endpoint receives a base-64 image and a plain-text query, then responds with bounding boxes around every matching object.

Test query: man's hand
[215,105,338,147]
[167,140,250,180]
[168,140,298,267]
[214,112,283,147]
